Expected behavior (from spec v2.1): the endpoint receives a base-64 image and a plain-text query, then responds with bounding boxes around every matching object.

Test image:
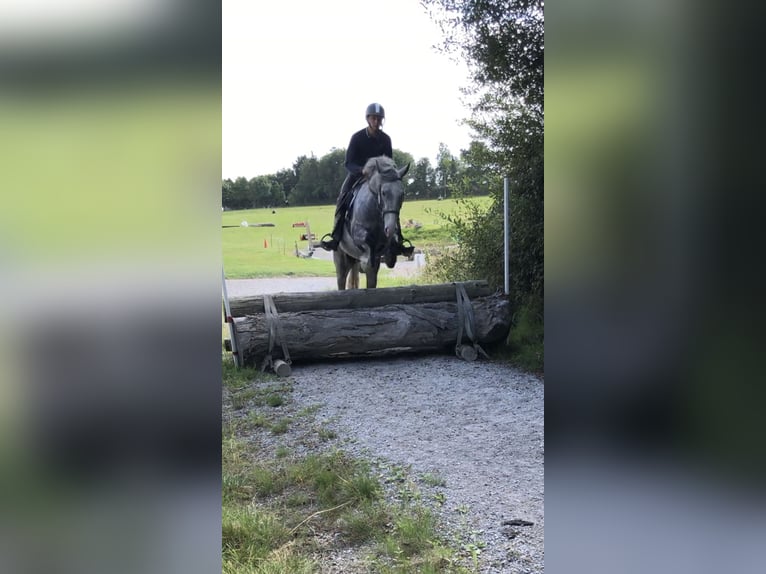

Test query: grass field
[222,197,490,279]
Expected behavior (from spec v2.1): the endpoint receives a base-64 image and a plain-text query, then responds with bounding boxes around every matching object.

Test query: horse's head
[364,157,410,245]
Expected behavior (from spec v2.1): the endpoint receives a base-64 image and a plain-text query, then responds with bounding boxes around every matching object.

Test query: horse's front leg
[365,248,381,289]
[334,251,348,290]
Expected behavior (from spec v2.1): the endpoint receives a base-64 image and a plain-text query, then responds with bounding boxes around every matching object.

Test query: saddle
[345,176,367,215]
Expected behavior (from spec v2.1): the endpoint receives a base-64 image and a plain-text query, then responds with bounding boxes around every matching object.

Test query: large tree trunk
[228,280,493,317]
[233,294,511,366]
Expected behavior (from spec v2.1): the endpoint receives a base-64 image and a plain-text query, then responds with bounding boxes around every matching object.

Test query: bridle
[372,175,403,217]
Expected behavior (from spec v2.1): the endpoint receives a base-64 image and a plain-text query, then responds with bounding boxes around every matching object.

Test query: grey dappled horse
[334,156,410,290]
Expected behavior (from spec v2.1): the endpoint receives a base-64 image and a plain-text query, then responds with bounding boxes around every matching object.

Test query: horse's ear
[397,163,410,180]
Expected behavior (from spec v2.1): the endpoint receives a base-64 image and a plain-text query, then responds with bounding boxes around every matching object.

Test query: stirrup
[319,233,338,251]
[400,239,414,258]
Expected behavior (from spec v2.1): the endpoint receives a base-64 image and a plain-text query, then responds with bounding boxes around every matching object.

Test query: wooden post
[306,220,313,251]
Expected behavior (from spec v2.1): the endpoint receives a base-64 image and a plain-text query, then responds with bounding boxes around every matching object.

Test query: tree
[434,142,461,199]
[227,176,251,209]
[222,178,234,209]
[409,157,435,199]
[426,0,543,113]
[316,148,347,203]
[273,167,297,201]
[289,155,321,205]
[292,155,310,184]
[421,0,543,370]
[268,178,286,206]
[455,141,495,197]
[393,149,415,172]
[248,175,274,208]
[424,0,544,306]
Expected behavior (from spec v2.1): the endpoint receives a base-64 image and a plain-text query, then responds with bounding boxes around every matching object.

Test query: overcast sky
[223,0,475,179]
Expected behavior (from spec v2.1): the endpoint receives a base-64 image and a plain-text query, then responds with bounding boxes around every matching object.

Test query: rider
[320,103,414,257]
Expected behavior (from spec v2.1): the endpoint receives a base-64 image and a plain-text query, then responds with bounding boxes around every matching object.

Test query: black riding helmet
[365,102,385,119]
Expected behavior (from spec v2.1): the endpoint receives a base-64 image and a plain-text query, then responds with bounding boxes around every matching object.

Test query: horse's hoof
[385,253,396,268]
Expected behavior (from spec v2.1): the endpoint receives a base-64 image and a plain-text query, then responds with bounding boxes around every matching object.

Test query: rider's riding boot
[320,212,343,251]
[322,178,356,251]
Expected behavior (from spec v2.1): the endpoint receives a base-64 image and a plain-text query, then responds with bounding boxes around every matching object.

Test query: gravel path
[224,249,426,298]
[290,357,544,573]
[226,277,544,573]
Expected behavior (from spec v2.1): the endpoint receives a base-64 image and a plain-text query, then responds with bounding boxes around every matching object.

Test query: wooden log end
[456,344,478,362]
[273,359,292,377]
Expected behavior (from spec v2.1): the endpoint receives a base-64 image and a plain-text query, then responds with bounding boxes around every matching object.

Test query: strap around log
[454,282,490,361]
[261,294,292,373]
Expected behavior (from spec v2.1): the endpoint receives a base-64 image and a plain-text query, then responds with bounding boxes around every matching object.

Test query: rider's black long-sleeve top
[344,128,393,176]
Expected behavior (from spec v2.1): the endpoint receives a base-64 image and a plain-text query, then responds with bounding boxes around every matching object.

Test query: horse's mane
[362,156,399,184]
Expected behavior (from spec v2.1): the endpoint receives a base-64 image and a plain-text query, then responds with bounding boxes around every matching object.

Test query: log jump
[226,281,511,369]
[228,280,492,316]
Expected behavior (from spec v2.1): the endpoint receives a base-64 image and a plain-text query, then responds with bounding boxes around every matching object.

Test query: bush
[425,194,543,373]
[507,294,544,372]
